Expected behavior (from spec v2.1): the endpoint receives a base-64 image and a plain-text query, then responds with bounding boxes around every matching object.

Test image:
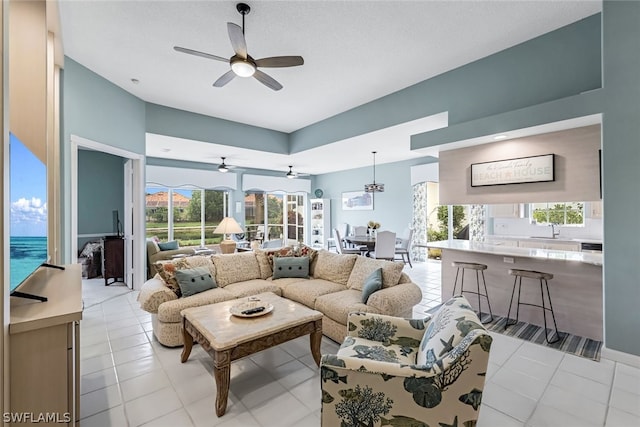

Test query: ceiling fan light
[231,60,256,77]
[218,164,229,173]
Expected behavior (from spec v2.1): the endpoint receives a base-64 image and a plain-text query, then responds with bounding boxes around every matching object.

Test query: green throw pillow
[175,267,216,297]
[273,256,309,279]
[158,240,179,251]
[361,268,383,303]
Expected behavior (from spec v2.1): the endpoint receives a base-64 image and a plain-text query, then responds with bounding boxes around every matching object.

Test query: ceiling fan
[174,2,304,91]
[216,157,236,173]
[286,166,309,179]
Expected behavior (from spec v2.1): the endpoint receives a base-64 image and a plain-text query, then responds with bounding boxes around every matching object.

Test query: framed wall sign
[341,190,373,211]
[471,154,555,187]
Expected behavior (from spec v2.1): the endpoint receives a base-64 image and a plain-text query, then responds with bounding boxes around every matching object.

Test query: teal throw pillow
[361,268,383,303]
[158,240,179,251]
[175,267,216,297]
[273,256,309,279]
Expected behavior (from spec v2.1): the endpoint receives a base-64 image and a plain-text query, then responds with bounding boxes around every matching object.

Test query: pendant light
[364,151,384,193]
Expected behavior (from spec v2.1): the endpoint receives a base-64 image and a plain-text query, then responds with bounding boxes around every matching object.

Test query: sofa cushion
[347,256,403,291]
[315,289,381,325]
[273,256,309,279]
[256,244,320,278]
[212,251,262,287]
[313,251,357,286]
[283,279,346,308]
[157,287,236,323]
[416,295,482,366]
[361,268,383,303]
[223,279,283,299]
[154,255,216,297]
[175,266,216,297]
[158,240,179,251]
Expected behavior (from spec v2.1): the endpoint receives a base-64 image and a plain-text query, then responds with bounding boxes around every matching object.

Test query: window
[531,202,584,226]
[146,186,229,245]
[244,191,306,245]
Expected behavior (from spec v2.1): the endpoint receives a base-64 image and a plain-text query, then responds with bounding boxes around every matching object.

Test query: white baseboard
[602,346,640,368]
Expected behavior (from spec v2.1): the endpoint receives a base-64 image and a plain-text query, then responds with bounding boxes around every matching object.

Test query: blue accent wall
[77,150,124,249]
[77,150,124,236]
[145,103,289,154]
[61,58,146,260]
[313,158,438,235]
[602,0,640,356]
[290,14,601,153]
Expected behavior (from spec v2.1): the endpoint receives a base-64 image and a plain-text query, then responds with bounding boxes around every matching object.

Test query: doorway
[70,135,145,290]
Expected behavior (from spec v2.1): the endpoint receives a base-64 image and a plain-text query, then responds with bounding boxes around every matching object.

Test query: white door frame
[70,135,146,290]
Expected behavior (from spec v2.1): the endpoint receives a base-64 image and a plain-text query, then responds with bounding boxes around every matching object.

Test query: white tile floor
[79,260,640,427]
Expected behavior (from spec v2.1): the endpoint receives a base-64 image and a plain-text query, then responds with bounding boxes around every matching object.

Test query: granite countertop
[425,240,603,266]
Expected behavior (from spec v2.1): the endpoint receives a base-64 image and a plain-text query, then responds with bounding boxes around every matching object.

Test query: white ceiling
[59,0,602,175]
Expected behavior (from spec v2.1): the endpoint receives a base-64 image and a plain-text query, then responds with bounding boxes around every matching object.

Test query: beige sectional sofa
[138,248,423,347]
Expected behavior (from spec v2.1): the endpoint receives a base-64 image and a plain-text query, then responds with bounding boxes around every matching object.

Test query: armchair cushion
[416,295,483,366]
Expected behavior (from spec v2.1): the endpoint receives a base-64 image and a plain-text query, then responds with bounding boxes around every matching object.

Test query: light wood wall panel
[9,0,47,162]
[439,125,601,205]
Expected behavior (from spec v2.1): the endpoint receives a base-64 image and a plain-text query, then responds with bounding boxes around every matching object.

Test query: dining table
[344,234,376,256]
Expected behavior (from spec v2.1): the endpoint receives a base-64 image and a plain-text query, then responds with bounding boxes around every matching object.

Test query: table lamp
[214,217,244,254]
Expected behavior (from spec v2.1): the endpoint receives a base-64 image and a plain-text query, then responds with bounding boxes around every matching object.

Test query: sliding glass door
[244,191,306,246]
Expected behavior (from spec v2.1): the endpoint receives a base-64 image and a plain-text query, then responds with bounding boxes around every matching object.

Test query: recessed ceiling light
[493,134,508,140]
[160,148,171,152]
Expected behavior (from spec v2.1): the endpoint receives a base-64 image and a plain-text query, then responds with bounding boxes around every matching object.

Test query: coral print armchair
[320,295,492,427]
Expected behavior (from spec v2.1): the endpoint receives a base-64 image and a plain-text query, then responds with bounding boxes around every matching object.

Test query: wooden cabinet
[10,264,82,426]
[103,237,124,285]
[518,240,580,251]
[310,199,331,249]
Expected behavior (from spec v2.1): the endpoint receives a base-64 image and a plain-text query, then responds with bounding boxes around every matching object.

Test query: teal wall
[602,1,640,356]
[290,14,601,152]
[145,103,289,154]
[77,150,124,243]
[313,157,438,235]
[61,58,146,260]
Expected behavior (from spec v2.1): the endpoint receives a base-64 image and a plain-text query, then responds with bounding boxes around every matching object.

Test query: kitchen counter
[426,240,602,266]
[485,235,603,245]
[426,240,603,341]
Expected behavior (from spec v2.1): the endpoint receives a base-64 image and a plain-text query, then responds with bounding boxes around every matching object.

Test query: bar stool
[452,261,493,324]
[505,269,560,343]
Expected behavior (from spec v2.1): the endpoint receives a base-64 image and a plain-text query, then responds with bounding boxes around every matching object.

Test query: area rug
[426,306,602,361]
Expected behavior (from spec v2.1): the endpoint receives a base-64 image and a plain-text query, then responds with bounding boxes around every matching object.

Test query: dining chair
[334,229,365,255]
[371,230,396,261]
[395,227,414,267]
[353,225,368,236]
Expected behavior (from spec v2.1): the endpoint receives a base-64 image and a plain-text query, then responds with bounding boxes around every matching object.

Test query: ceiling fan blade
[253,70,283,91]
[173,46,228,63]
[255,56,304,68]
[227,23,247,59]
[213,70,236,87]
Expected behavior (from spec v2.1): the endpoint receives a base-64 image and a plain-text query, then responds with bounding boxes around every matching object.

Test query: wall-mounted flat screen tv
[9,132,48,298]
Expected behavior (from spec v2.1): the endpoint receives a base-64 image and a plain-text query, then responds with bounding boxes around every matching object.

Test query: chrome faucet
[550,223,560,238]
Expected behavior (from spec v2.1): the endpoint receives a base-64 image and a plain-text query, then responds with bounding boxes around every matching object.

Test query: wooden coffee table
[180,292,323,416]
